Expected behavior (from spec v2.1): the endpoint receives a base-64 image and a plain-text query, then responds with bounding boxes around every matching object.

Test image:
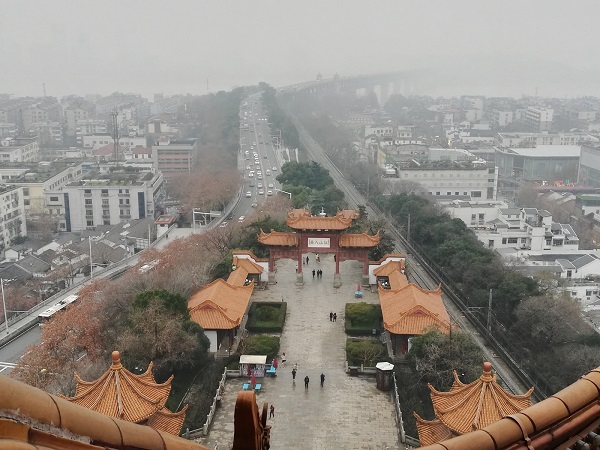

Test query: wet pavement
[198,255,403,450]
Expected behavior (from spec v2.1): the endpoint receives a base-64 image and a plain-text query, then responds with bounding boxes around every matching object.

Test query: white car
[248,172,254,177]
[238,216,245,222]
[219,222,228,228]
[259,189,264,195]
[268,183,274,189]
[257,183,263,188]
[246,191,252,198]
[272,167,278,171]
[267,190,273,196]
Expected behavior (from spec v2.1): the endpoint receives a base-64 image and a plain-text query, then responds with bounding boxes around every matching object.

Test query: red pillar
[297,247,303,273]
[363,253,369,275]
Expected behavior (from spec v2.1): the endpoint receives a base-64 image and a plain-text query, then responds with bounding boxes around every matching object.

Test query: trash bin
[375,362,394,391]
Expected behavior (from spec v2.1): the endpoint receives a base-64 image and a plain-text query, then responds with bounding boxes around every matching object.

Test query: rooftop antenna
[111,109,120,163]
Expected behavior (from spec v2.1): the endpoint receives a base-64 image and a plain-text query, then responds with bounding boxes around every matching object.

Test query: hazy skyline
[3,0,600,99]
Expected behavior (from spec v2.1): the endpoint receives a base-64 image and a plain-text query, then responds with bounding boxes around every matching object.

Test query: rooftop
[497,145,581,158]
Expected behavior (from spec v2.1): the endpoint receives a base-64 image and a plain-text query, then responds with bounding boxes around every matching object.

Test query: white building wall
[205,330,218,352]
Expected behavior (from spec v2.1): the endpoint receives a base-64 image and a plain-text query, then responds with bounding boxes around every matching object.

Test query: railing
[185,368,227,438]
[391,373,409,445]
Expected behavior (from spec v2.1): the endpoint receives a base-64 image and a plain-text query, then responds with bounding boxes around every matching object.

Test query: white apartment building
[490,110,514,128]
[436,199,509,228]
[0,123,17,138]
[30,122,63,147]
[0,137,40,162]
[64,106,93,137]
[82,134,146,150]
[496,132,580,147]
[365,125,394,138]
[62,169,165,232]
[476,207,579,252]
[525,106,554,132]
[0,185,27,247]
[75,120,107,146]
[392,160,498,200]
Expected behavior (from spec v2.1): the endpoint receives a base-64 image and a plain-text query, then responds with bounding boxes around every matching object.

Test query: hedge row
[246,302,287,333]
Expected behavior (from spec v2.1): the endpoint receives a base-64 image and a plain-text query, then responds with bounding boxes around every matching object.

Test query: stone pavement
[198,255,404,450]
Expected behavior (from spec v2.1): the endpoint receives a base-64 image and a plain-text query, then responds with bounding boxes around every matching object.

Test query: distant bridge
[278,70,426,104]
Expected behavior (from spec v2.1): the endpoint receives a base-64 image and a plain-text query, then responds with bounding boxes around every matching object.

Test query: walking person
[312,269,316,278]
[306,256,309,265]
[320,373,325,387]
[281,352,286,366]
[329,311,333,322]
[304,375,310,389]
[333,312,337,322]
[292,367,297,380]
[269,404,275,419]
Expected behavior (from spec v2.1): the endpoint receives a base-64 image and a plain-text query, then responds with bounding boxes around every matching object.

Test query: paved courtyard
[198,255,403,450]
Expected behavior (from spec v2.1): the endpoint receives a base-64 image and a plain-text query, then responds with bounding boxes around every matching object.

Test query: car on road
[248,172,254,177]
[246,165,252,170]
[257,175,263,180]
[268,183,274,189]
[263,155,268,159]
[272,167,278,171]
[266,170,271,176]
[219,222,228,228]
[252,202,258,208]
[249,182,255,187]
[246,191,252,198]
[238,216,245,222]
[267,190,273,196]
[259,189,264,195]
[257,183,263,188]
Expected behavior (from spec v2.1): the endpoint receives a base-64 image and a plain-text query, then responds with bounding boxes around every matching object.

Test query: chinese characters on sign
[308,238,330,248]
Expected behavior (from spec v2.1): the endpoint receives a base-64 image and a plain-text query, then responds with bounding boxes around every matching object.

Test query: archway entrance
[258,209,380,287]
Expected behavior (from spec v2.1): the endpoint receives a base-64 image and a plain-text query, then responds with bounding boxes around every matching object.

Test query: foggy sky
[3,0,600,99]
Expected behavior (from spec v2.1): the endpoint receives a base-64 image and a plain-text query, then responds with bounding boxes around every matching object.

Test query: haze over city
[3,0,600,98]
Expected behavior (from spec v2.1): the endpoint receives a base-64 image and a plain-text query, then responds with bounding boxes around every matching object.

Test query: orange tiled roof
[414,414,454,446]
[379,283,450,335]
[61,351,186,435]
[373,260,405,276]
[387,270,409,290]
[420,362,534,443]
[339,231,380,248]
[146,405,188,435]
[188,278,253,329]
[257,229,298,246]
[227,257,263,286]
[285,208,356,230]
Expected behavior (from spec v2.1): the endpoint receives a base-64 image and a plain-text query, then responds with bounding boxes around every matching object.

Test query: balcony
[119,214,131,219]
[101,193,109,197]
[85,204,93,209]
[118,193,130,197]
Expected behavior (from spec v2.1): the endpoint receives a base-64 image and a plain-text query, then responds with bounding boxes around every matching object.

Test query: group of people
[329,311,337,322]
[290,364,326,390]
[312,269,323,278]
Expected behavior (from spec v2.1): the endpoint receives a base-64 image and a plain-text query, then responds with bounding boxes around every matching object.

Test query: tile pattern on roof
[373,260,405,276]
[285,208,357,230]
[416,362,534,445]
[257,229,298,246]
[379,282,450,335]
[188,278,254,330]
[62,351,186,435]
[146,405,188,435]
[414,414,454,447]
[338,231,380,248]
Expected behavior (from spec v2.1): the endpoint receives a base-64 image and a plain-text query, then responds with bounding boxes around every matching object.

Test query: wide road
[294,118,535,398]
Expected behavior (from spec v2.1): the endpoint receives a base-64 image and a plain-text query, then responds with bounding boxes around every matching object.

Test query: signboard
[308,237,330,248]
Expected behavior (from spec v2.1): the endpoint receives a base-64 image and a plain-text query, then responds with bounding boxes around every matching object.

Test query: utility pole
[148,224,151,248]
[1,279,8,335]
[111,110,119,163]
[407,213,411,243]
[487,289,493,335]
[89,236,93,279]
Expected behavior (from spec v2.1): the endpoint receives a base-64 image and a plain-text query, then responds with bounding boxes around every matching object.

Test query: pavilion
[60,351,187,435]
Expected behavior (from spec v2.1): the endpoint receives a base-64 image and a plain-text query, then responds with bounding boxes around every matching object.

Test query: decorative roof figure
[415,362,534,446]
[61,351,187,435]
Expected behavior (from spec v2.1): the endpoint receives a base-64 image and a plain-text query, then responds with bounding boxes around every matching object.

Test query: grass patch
[239,335,280,361]
[345,302,382,336]
[346,338,388,367]
[246,302,287,333]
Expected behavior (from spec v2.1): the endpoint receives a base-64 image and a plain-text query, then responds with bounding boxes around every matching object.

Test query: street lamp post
[274,188,292,199]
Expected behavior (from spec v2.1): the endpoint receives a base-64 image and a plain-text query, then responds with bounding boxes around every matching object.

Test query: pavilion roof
[146,405,188,435]
[373,260,405,277]
[61,351,186,434]
[257,229,298,246]
[227,256,263,286]
[339,231,380,248]
[188,278,253,330]
[416,362,534,445]
[414,414,454,447]
[285,208,358,230]
[379,283,450,335]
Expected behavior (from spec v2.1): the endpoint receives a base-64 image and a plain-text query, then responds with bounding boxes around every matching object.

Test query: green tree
[407,330,484,391]
[276,161,334,191]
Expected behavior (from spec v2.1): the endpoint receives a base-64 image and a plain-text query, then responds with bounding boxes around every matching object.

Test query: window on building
[101,189,108,195]
[86,210,93,217]
[436,192,440,195]
[479,213,485,221]
[502,238,507,244]
[23,188,29,196]
[103,219,110,225]
[586,290,593,297]
[472,191,482,197]
[102,199,109,206]
[521,238,527,243]
[447,191,451,195]
[471,214,477,221]
[50,196,58,202]
[87,220,94,226]
[84,189,91,194]
[24,199,30,206]
[507,238,518,244]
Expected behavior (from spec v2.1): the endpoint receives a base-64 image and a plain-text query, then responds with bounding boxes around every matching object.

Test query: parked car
[238,216,245,222]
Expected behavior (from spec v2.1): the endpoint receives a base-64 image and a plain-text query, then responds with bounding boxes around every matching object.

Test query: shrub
[345,303,382,336]
[346,338,387,366]
[240,335,280,361]
[246,302,287,333]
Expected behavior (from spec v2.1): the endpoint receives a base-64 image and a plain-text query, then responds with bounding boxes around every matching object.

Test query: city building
[0,122,17,138]
[436,199,509,229]
[82,134,146,150]
[578,144,600,188]
[390,160,498,201]
[0,184,27,248]
[496,132,581,147]
[525,106,553,132]
[0,136,40,162]
[495,145,580,181]
[30,121,63,147]
[64,102,96,137]
[61,167,164,232]
[20,99,62,132]
[74,119,107,146]
[489,109,513,128]
[151,137,199,179]
[415,362,533,446]
[61,350,187,435]
[6,161,84,214]
[475,207,579,252]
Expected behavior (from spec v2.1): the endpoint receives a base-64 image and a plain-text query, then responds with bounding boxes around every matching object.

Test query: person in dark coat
[320,373,325,387]
[269,404,275,418]
[333,312,337,322]
[329,311,333,321]
[304,375,310,389]
[292,367,297,380]
[312,269,316,278]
